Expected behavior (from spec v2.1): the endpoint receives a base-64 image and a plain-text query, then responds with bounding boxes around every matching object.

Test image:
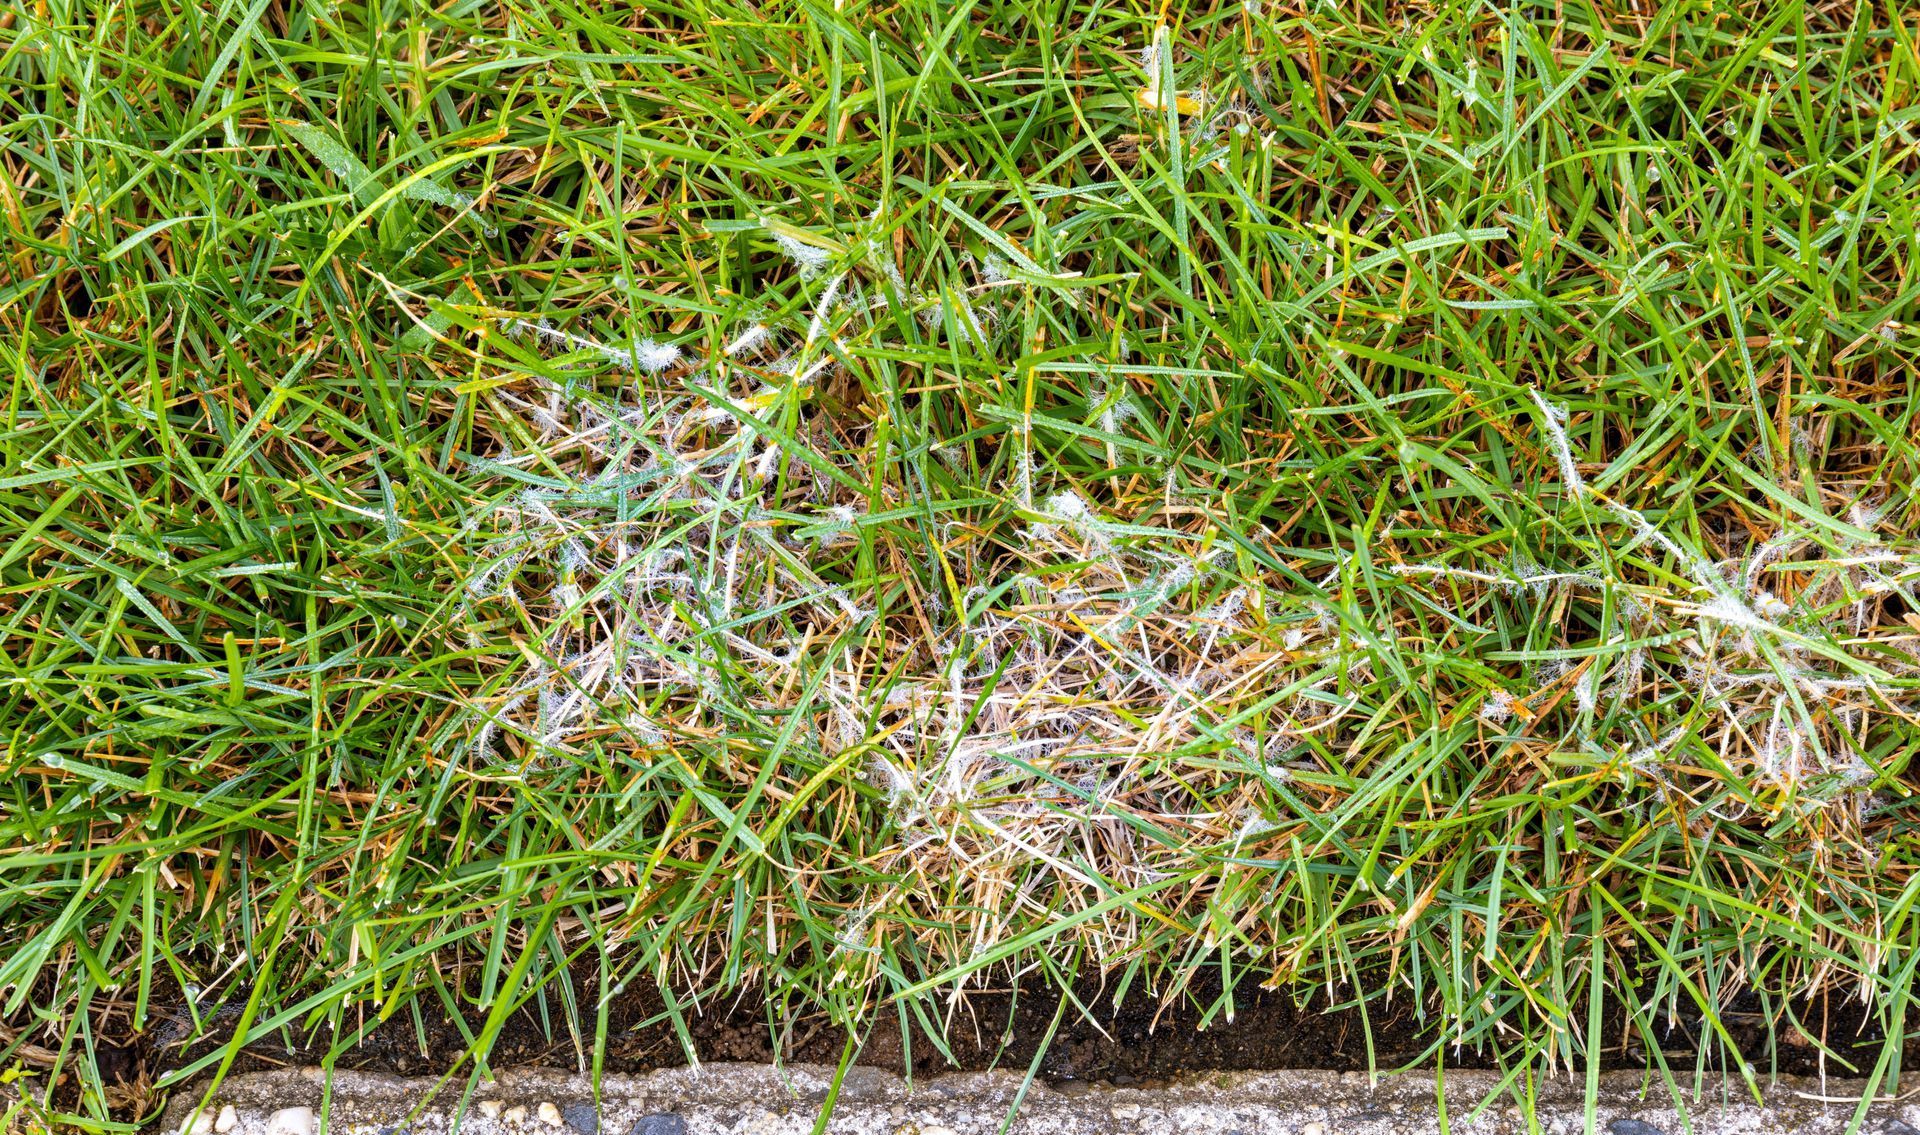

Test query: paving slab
[161,1064,1920,1135]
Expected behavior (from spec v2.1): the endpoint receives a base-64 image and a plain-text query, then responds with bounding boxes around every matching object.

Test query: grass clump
[2,0,1919,1130]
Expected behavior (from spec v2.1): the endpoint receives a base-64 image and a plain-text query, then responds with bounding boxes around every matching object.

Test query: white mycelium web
[451,217,1918,982]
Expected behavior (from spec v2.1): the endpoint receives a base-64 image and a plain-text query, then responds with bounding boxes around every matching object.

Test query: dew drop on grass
[285,119,476,212]
[401,178,470,209]
[283,120,373,189]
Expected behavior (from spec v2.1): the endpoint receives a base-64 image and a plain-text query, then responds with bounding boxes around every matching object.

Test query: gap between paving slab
[161,1064,1920,1135]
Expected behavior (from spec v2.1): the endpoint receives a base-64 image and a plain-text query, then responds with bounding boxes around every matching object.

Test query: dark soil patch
[116,968,1917,1096]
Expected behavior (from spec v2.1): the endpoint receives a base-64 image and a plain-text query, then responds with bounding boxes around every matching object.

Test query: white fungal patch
[631,338,682,373]
[1529,389,1585,495]
[724,323,772,357]
[450,221,1919,996]
[772,230,832,277]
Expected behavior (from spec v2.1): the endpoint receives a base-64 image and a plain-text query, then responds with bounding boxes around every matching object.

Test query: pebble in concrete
[214,1104,239,1133]
[479,1100,504,1118]
[264,1106,315,1135]
[628,1113,689,1135]
[563,1101,601,1134]
[538,1101,566,1126]
[1608,1121,1669,1135]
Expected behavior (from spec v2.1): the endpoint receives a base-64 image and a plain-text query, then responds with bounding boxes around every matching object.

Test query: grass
[2,0,1920,1129]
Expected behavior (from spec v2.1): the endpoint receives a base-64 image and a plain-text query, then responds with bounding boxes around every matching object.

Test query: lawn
[2,0,1919,1130]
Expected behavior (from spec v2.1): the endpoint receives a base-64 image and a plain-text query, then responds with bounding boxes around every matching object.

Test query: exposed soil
[112,966,1917,1100]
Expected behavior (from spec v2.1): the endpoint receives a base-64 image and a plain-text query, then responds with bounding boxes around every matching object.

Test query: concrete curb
[161,1064,1920,1135]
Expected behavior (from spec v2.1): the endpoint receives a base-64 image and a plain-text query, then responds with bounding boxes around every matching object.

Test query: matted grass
[2,0,1919,1130]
